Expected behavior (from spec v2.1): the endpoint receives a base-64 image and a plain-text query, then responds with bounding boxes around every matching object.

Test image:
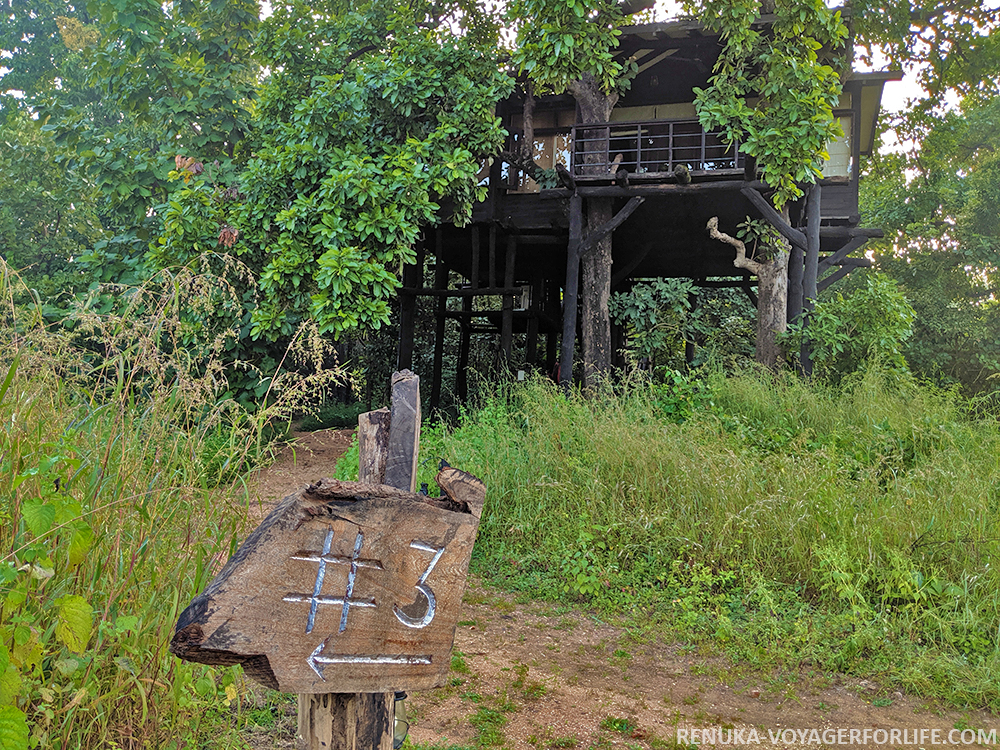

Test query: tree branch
[707,216,765,276]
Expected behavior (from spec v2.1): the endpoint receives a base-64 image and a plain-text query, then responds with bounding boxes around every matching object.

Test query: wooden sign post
[170,371,485,750]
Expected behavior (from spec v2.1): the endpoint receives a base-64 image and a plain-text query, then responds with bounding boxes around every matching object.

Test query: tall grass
[440,370,1000,710]
[0,262,325,749]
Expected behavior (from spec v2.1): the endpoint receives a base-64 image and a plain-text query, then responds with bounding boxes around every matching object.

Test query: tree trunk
[753,246,788,368]
[707,216,789,370]
[581,198,613,386]
[570,73,619,387]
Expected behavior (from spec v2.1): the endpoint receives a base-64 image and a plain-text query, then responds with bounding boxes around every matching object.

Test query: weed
[470,707,507,746]
[549,737,578,748]
[0,262,329,748]
[447,373,1000,710]
[452,650,471,675]
[600,715,635,733]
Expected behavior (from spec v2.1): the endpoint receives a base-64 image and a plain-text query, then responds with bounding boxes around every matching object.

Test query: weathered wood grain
[358,409,390,485]
[170,489,481,694]
[385,371,420,493]
[298,693,394,750]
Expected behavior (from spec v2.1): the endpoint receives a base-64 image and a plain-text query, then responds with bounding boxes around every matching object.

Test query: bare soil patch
[241,430,999,750]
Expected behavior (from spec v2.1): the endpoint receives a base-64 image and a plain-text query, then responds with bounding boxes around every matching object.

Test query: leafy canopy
[688,0,849,207]
[509,0,626,94]
[154,2,513,340]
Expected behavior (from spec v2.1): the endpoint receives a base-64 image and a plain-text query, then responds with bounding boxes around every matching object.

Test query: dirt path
[243,430,999,750]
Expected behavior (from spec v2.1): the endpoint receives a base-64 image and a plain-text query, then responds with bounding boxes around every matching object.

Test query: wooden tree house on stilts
[397,18,900,403]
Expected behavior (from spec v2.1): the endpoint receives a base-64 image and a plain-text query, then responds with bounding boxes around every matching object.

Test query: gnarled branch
[707,216,765,276]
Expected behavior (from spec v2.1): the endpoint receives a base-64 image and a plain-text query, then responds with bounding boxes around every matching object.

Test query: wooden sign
[170,470,485,694]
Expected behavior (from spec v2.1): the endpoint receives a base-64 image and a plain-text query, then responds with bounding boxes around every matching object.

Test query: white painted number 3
[394,541,446,629]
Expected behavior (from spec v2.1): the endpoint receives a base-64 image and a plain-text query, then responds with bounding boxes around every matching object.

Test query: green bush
[299,400,368,431]
[785,273,917,380]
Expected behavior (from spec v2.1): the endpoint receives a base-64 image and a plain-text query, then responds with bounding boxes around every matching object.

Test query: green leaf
[55,595,93,654]
[0,664,22,704]
[68,525,94,568]
[21,501,55,537]
[0,705,28,750]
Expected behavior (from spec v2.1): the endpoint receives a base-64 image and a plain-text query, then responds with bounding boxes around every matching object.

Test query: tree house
[397,18,901,409]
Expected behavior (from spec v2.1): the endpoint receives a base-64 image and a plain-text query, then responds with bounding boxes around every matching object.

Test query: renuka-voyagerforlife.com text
[677,727,998,746]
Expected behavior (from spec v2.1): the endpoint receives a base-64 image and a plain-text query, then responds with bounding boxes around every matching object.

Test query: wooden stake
[297,372,421,749]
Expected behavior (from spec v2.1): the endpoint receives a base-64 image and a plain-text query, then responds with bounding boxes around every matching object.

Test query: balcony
[571,119,745,180]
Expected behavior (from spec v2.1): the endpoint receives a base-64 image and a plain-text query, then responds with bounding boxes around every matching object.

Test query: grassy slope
[436,371,1000,711]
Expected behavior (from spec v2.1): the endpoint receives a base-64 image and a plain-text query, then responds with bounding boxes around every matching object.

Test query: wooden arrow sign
[170,470,484,695]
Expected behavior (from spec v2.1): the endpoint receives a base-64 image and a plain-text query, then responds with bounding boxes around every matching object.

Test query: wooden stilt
[500,235,516,365]
[488,224,497,289]
[801,184,821,376]
[396,242,422,371]
[787,225,804,324]
[456,231,477,401]
[470,227,480,291]
[430,231,447,413]
[525,272,542,366]
[559,195,583,390]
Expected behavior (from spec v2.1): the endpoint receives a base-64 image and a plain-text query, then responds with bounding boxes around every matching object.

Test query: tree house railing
[571,119,744,179]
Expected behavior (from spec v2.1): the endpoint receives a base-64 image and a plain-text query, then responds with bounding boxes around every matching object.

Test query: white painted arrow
[307,642,433,681]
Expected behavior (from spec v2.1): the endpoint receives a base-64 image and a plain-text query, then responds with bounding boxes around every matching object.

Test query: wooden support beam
[430,231,447,414]
[399,286,522,298]
[488,224,497,289]
[818,236,867,270]
[819,226,884,239]
[500,235,516,364]
[803,185,821,309]
[541,180,755,199]
[455,320,471,403]
[787,239,803,324]
[740,186,808,251]
[470,226,480,290]
[818,265,855,292]
[559,195,583,390]
[577,196,644,259]
[800,184,822,376]
[526,272,542,366]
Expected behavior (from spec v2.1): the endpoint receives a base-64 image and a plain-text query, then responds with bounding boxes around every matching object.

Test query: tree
[0,109,104,302]
[695,0,847,369]
[861,95,1000,392]
[509,0,634,386]
[154,1,512,341]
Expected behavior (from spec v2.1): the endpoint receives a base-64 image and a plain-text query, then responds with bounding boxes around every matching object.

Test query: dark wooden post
[488,224,497,289]
[801,184,821,375]
[500,235,516,364]
[787,232,804,324]
[397,267,417,372]
[430,232,447,413]
[296,373,419,750]
[525,271,542,366]
[559,194,583,390]
[456,230,478,402]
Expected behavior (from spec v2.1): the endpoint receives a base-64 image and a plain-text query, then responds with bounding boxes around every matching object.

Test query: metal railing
[570,119,743,178]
